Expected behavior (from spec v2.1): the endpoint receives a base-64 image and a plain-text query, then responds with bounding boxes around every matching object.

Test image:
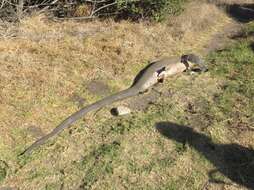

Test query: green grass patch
[207,28,254,122]
[76,141,121,189]
[0,161,8,183]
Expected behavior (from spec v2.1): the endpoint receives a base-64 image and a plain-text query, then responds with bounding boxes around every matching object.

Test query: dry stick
[3,0,56,8]
[91,0,97,18]
[85,0,110,3]
[0,0,6,9]
[38,0,60,13]
[1,0,16,6]
[54,16,97,21]
[17,0,24,20]
[90,1,117,17]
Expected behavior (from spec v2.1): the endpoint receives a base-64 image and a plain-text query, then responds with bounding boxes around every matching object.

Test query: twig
[85,0,110,3]
[0,0,6,9]
[38,0,60,13]
[90,1,117,17]
[53,16,97,21]
[201,180,210,190]
[17,0,24,20]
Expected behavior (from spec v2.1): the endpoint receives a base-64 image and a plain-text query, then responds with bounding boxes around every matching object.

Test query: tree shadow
[155,122,254,189]
[250,42,254,52]
[225,4,254,23]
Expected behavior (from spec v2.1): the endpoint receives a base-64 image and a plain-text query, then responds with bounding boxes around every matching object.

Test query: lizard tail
[21,87,139,155]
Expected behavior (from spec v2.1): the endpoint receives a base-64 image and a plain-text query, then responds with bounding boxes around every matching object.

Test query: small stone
[111,106,131,116]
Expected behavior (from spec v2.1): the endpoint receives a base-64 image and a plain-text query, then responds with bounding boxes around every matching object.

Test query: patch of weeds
[194,144,215,163]
[107,117,134,135]
[141,163,154,174]
[11,127,40,156]
[152,102,174,117]
[105,106,169,136]
[245,21,254,36]
[127,161,139,173]
[0,160,8,183]
[188,169,208,189]
[26,168,51,182]
[157,157,175,169]
[17,154,34,168]
[45,183,62,190]
[208,169,228,185]
[185,99,215,130]
[162,181,181,190]
[77,141,121,189]
[125,159,153,175]
[175,142,187,155]
[207,30,254,131]
[91,141,120,160]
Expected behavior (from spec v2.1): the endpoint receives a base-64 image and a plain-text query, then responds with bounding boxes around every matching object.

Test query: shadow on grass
[250,42,254,52]
[225,4,254,23]
[155,122,254,190]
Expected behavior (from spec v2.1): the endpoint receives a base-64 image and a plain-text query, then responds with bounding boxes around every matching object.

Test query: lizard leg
[151,88,162,96]
[157,72,166,83]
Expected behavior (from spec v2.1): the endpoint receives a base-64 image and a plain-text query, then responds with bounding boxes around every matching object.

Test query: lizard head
[181,54,208,72]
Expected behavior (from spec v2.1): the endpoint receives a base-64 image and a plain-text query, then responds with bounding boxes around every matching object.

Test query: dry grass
[0,1,253,190]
